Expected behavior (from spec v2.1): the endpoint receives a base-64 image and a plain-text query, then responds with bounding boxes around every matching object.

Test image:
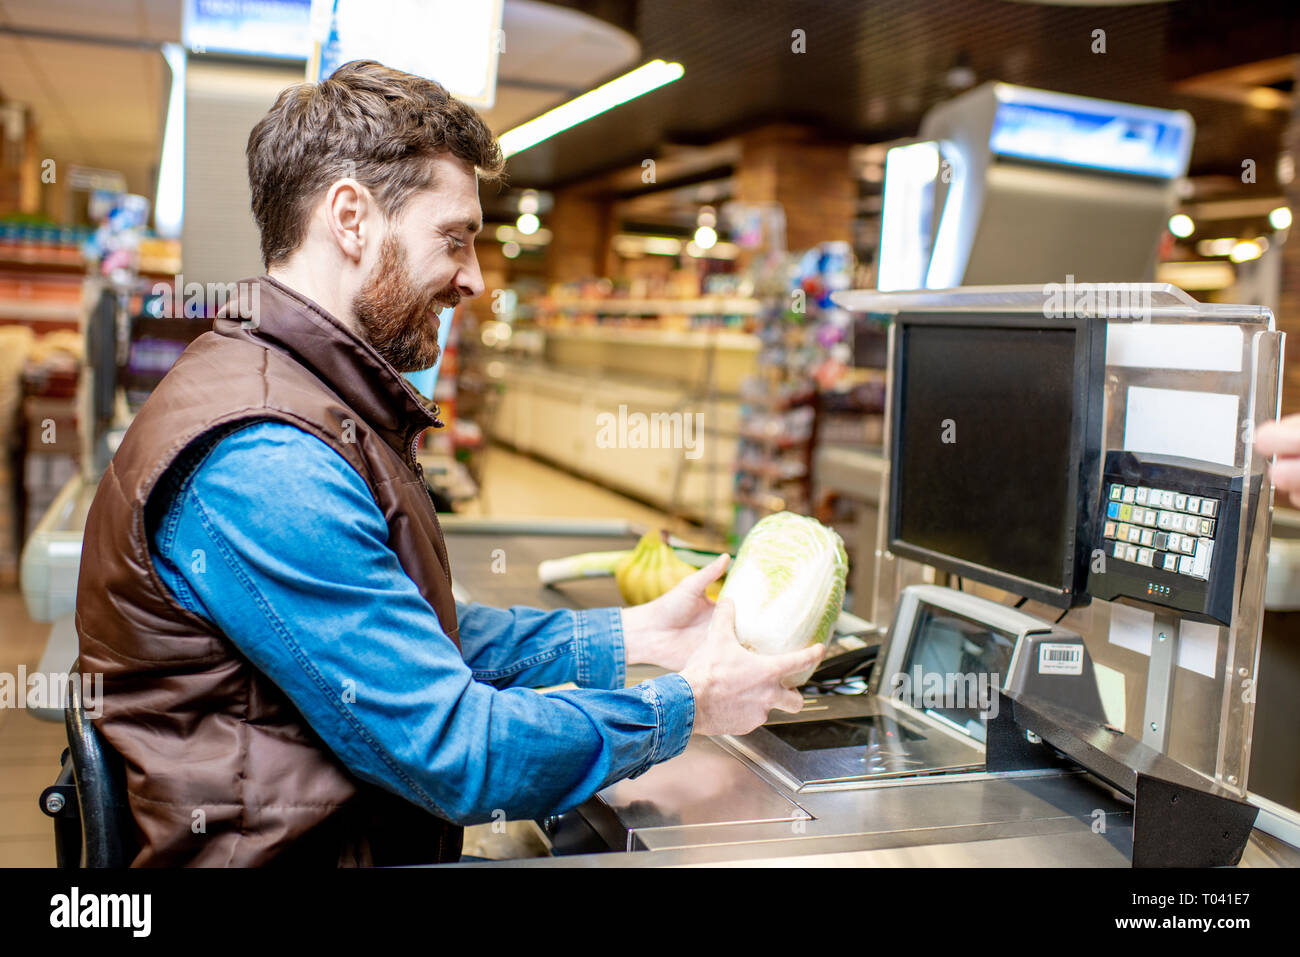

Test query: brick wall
[735,125,856,254]
[545,188,614,283]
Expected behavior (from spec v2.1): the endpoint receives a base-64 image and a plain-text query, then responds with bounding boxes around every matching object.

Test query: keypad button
[1135,488,1148,505]
[1162,553,1178,572]
[1119,504,1133,522]
[1110,484,1123,501]
[1192,539,1214,579]
[1147,509,1159,525]
[1140,528,1154,547]
[1157,512,1172,530]
[1174,494,1187,511]
[1127,526,1141,543]
[1200,518,1214,537]
[1168,533,1181,551]
[1107,502,1120,519]
[1159,491,1173,508]
[1188,496,1201,513]
[1104,521,1116,539]
[1178,555,1194,575]
[1113,541,1125,559]
[1172,514,1185,532]
[1123,487,1136,503]
[1125,545,1139,562]
[1137,548,1154,566]
[1181,537,1195,555]
[1202,499,1217,517]
[1154,532,1168,550]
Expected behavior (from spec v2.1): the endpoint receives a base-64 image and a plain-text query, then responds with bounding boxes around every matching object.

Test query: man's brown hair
[247,60,505,268]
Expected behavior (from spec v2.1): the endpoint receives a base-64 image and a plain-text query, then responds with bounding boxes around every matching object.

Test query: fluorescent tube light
[499,60,684,158]
[155,43,187,239]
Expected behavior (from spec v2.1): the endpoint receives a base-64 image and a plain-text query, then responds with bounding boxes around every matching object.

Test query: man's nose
[458,248,485,300]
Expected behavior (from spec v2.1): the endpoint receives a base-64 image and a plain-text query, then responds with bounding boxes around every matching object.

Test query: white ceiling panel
[0,0,179,42]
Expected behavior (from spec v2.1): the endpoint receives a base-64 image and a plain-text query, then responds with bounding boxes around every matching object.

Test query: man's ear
[322,178,373,264]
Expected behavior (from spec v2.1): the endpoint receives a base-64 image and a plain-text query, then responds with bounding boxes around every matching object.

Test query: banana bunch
[615,529,709,605]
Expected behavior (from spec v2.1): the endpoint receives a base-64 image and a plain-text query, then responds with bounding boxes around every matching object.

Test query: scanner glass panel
[899,605,1016,741]
[765,714,925,753]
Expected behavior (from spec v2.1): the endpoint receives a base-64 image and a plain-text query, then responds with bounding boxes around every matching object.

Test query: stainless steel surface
[441,527,1299,866]
[717,694,984,791]
[443,529,637,611]
[586,711,1134,854]
[452,826,1135,867]
[439,515,636,537]
[451,822,1299,867]
[588,737,810,852]
[1142,609,1179,751]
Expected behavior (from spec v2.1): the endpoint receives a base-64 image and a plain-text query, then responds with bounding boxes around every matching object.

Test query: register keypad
[1105,482,1217,580]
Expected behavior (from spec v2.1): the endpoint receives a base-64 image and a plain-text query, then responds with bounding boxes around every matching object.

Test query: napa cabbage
[719,511,848,685]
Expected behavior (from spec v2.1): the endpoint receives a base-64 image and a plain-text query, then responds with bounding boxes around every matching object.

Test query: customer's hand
[620,553,729,672]
[1255,415,1300,508]
[679,598,825,737]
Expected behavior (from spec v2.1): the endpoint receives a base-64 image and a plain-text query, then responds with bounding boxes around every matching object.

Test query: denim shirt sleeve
[146,421,693,825]
[455,602,626,691]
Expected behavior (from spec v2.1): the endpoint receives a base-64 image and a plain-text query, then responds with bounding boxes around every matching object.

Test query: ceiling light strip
[499,60,684,158]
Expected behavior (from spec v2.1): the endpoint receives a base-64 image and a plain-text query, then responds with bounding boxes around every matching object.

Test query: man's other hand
[1255,415,1300,508]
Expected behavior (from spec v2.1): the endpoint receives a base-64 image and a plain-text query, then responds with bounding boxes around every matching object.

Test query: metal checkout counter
[430,283,1299,869]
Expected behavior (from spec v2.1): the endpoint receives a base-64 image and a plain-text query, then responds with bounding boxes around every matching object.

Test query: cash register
[545,285,1287,868]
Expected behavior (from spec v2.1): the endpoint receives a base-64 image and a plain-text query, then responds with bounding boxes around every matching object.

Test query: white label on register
[1039,643,1084,676]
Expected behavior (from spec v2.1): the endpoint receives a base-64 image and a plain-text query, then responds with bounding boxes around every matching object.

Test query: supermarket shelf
[0,301,82,322]
[737,427,806,448]
[543,325,759,350]
[0,255,87,274]
[540,297,761,317]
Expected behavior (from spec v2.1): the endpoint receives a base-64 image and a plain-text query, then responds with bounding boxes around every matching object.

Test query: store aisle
[460,444,728,549]
[0,447,697,867]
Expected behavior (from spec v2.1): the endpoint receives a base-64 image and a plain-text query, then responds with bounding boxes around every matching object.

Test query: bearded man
[74,60,821,867]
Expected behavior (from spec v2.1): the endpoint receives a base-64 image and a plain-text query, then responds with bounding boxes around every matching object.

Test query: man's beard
[351,233,460,372]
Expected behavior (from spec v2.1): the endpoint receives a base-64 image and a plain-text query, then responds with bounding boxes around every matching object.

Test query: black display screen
[894,323,1079,594]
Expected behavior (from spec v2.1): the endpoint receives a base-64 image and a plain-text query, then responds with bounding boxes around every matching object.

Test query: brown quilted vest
[75,274,463,866]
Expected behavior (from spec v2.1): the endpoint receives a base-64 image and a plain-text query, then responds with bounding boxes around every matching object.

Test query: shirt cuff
[573,607,626,690]
[629,673,695,778]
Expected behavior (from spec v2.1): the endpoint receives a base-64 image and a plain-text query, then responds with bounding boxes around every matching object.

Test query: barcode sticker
[1039,643,1084,676]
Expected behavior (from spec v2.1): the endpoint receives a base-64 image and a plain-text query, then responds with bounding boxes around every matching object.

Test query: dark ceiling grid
[502,0,1286,196]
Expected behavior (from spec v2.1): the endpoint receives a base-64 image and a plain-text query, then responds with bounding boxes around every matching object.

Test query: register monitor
[888,311,1106,607]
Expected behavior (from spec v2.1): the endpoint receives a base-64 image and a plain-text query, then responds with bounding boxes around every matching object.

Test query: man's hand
[620,554,729,672]
[1256,415,1300,508]
[680,598,826,737]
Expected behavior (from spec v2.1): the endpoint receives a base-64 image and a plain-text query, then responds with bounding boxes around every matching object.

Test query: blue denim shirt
[144,420,694,825]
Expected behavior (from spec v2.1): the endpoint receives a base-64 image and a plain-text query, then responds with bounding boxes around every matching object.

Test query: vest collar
[214,275,442,460]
